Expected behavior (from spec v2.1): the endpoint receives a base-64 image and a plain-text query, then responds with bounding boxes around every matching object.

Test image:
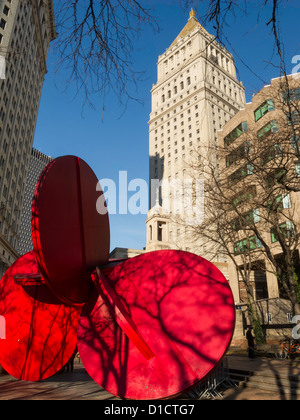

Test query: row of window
[231,163,300,208]
[227,134,300,174]
[224,122,248,147]
[225,87,300,149]
[161,77,192,103]
[160,41,193,77]
[234,221,295,255]
[0,1,11,43]
[232,194,291,232]
[227,144,300,187]
[224,99,275,148]
[205,42,232,75]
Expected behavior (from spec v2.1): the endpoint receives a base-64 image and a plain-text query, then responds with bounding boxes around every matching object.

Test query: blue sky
[33,0,300,252]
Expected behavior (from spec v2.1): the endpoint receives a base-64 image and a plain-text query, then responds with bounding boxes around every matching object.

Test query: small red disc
[0,252,82,381]
[31,156,110,305]
[78,250,235,400]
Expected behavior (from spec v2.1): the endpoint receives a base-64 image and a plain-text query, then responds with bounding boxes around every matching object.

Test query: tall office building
[0,0,56,275]
[146,10,246,260]
[17,148,52,256]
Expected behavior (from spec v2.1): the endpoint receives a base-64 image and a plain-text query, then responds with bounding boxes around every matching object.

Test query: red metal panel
[31,156,110,305]
[0,251,82,381]
[78,250,235,400]
[0,154,236,398]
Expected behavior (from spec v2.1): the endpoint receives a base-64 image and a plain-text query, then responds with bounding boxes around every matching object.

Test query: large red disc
[31,156,110,305]
[0,252,82,381]
[78,250,235,400]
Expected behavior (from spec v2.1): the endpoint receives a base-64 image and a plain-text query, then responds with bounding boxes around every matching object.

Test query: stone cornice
[30,0,57,75]
[153,51,242,93]
[0,233,19,260]
[149,83,243,128]
[46,0,57,41]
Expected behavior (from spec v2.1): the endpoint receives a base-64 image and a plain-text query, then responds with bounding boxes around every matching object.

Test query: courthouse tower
[0,0,56,274]
[146,10,246,260]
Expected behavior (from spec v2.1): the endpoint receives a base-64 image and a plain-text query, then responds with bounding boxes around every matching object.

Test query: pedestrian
[246,327,255,359]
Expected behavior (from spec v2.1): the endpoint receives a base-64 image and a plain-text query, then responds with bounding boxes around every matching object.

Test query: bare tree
[181,0,290,83]
[53,0,159,109]
[183,76,300,340]
[53,1,290,110]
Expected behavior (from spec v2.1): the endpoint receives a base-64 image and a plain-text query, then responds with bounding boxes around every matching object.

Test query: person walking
[246,327,255,359]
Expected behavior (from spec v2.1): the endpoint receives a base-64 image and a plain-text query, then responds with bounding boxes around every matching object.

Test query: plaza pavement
[0,355,299,400]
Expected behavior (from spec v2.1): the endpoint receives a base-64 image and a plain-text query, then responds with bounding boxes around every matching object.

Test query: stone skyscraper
[17,148,52,256]
[146,10,246,261]
[0,0,56,274]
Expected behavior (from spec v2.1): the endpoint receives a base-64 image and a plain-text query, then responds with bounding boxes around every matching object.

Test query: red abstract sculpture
[0,155,235,399]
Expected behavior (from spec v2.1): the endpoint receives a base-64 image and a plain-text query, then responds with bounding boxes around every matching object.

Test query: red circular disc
[31,156,110,305]
[0,252,82,382]
[78,250,235,400]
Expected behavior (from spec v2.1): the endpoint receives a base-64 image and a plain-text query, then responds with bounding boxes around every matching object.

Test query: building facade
[218,75,300,343]
[0,0,56,275]
[146,10,246,261]
[16,147,52,256]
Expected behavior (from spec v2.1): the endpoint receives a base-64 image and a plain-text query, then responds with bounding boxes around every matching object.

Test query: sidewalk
[222,355,300,400]
[0,355,299,400]
[0,364,118,400]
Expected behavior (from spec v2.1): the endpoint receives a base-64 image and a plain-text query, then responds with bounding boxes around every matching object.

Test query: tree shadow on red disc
[78,250,236,400]
[0,251,82,382]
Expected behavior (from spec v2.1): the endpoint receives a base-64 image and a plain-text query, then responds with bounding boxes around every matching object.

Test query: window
[233,186,257,207]
[228,164,253,187]
[254,99,274,122]
[287,111,300,126]
[291,135,300,150]
[0,19,6,30]
[295,162,300,176]
[266,168,287,188]
[232,209,260,231]
[268,194,291,212]
[224,122,248,147]
[234,235,262,255]
[226,141,251,167]
[271,221,295,243]
[258,120,278,142]
[260,144,282,165]
[282,88,300,103]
